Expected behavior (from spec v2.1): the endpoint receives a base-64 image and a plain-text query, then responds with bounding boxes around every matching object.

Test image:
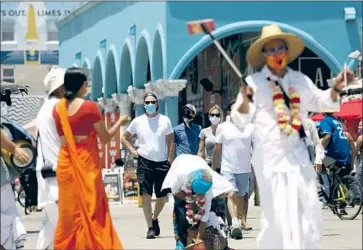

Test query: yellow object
[137,184,143,207]
[25,4,39,41]
[1,139,33,167]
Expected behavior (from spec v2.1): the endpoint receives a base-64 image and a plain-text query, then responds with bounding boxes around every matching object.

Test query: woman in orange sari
[52,67,128,249]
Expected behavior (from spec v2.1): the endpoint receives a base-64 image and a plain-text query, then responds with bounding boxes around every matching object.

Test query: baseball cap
[183,104,197,114]
[44,66,65,96]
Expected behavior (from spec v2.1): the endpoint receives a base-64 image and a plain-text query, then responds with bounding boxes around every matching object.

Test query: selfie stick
[187,19,247,86]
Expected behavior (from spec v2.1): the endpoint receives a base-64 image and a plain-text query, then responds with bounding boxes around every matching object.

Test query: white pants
[36,170,59,250]
[255,165,323,249]
[36,202,58,250]
[1,183,27,249]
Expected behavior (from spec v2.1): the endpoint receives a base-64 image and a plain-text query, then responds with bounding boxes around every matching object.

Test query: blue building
[57,1,362,126]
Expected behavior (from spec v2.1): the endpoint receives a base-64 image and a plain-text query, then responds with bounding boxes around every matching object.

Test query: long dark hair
[64,67,87,101]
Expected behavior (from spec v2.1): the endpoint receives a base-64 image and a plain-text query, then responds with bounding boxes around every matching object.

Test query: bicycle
[317,162,363,220]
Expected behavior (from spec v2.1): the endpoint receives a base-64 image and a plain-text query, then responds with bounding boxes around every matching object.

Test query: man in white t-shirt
[212,114,254,239]
[122,92,174,239]
[35,66,65,249]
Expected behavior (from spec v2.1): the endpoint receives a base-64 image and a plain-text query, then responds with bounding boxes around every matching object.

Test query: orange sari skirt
[54,99,123,250]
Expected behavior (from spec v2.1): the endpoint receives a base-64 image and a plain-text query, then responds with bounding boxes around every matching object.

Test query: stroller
[1,83,38,214]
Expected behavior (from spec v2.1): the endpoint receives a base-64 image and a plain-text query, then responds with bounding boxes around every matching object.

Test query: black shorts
[136,156,171,198]
[335,162,352,177]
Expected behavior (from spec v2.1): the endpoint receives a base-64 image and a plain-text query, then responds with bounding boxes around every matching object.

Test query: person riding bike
[320,112,356,214]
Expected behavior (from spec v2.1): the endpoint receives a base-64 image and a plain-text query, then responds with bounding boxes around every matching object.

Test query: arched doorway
[91,54,104,101]
[119,41,135,118]
[170,20,341,80]
[152,30,164,81]
[134,34,152,89]
[178,30,333,127]
[105,46,118,98]
[82,58,92,100]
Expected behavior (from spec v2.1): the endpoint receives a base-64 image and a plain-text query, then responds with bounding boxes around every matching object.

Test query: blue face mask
[144,103,156,114]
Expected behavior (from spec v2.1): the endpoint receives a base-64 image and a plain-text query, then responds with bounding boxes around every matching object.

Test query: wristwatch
[333,86,343,93]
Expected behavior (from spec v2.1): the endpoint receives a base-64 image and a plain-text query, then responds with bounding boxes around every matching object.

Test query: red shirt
[53,101,103,136]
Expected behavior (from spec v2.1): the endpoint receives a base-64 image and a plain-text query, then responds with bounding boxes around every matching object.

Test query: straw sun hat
[246,24,305,68]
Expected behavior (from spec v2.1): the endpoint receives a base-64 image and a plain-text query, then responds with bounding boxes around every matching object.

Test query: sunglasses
[210,113,221,118]
[144,101,156,105]
[264,46,287,56]
[184,110,195,115]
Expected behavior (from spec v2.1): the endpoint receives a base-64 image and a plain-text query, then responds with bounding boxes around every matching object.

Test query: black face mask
[183,113,193,120]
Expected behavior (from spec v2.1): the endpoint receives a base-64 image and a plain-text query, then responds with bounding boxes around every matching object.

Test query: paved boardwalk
[22,201,362,249]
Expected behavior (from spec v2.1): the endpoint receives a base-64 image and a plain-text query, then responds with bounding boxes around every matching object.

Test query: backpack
[19,168,38,215]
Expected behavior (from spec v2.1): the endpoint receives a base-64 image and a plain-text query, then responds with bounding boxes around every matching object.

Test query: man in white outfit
[231,24,355,249]
[35,66,65,249]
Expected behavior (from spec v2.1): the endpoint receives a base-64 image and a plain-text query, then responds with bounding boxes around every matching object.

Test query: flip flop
[242,226,252,231]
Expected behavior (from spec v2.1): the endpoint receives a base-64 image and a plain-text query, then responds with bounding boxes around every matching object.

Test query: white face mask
[209,116,220,125]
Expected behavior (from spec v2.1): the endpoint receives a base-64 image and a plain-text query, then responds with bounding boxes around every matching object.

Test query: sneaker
[146,227,155,239]
[230,224,243,240]
[152,219,160,236]
[339,209,348,216]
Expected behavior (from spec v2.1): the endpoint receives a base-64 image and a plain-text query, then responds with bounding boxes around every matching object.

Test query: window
[46,19,58,42]
[1,67,15,83]
[1,20,15,42]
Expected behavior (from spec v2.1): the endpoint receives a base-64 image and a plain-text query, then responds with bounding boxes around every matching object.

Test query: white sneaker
[230,219,243,240]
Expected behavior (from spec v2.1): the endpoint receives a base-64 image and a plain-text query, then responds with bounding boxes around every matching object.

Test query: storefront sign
[1,9,71,17]
[298,57,332,90]
[96,136,106,169]
[103,171,122,203]
[106,112,121,169]
[1,50,59,65]
[25,50,39,65]
[40,51,59,65]
[0,51,25,65]
[123,165,138,200]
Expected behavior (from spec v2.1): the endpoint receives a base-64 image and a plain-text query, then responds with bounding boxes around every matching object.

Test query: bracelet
[333,86,343,93]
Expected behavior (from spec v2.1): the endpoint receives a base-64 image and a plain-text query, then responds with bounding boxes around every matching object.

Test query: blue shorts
[222,171,254,197]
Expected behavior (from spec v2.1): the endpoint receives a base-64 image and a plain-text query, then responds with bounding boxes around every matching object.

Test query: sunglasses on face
[184,110,195,116]
[264,46,287,56]
[144,101,156,105]
[210,113,221,118]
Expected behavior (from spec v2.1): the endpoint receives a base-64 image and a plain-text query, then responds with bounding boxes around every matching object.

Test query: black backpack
[19,168,38,215]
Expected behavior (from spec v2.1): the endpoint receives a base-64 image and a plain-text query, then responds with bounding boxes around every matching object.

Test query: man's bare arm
[321,134,331,148]
[121,131,138,157]
[167,133,175,164]
[212,143,222,170]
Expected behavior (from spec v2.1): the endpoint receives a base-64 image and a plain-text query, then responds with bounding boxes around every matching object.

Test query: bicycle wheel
[17,188,26,208]
[332,175,363,220]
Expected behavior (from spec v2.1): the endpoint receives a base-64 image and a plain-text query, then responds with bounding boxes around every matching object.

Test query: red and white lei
[270,82,302,136]
[184,184,206,226]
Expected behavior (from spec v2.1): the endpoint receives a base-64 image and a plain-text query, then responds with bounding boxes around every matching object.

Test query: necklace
[270,81,302,136]
[184,184,206,226]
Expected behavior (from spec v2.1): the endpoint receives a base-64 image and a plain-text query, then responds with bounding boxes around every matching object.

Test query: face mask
[144,103,156,114]
[209,116,220,125]
[266,52,288,71]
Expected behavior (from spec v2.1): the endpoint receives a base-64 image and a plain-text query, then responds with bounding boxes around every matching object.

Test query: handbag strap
[267,77,306,139]
[36,131,46,165]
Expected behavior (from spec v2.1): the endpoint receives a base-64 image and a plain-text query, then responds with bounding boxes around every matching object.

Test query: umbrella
[310,99,362,121]
[336,99,362,120]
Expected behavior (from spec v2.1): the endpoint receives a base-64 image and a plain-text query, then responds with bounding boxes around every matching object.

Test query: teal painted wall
[58,1,167,99]
[165,1,362,77]
[58,1,362,103]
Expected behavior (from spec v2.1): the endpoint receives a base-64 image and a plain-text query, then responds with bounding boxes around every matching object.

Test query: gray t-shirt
[199,127,220,168]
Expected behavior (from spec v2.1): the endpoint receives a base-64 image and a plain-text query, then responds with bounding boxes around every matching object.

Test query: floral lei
[270,82,302,136]
[184,184,206,226]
